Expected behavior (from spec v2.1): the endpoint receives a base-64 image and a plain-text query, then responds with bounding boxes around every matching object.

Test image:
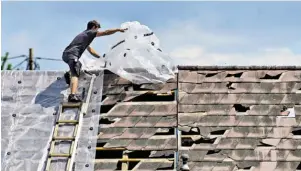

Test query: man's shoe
[64,72,71,85]
[68,94,82,103]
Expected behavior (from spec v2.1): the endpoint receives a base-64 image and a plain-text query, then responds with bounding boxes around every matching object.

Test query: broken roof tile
[98,127,126,139]
[106,102,177,117]
[114,127,147,139]
[94,161,119,170]
[179,104,301,116]
[134,161,173,170]
[102,139,133,148]
[144,139,175,150]
[125,139,148,150]
[140,128,158,138]
[154,116,177,127]
[109,116,142,127]
[135,117,162,127]
[179,93,300,105]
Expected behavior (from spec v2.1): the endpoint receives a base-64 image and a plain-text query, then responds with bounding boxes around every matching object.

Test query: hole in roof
[281,106,288,112]
[101,95,107,102]
[128,161,140,170]
[260,73,282,79]
[210,130,226,135]
[296,162,301,169]
[292,128,301,135]
[116,161,122,170]
[154,128,175,135]
[100,104,115,113]
[99,118,115,125]
[233,104,250,112]
[226,72,243,78]
[181,128,200,135]
[241,166,252,169]
[182,137,216,147]
[226,82,235,90]
[130,84,154,91]
[97,142,106,147]
[128,151,151,158]
[96,149,123,159]
[206,150,221,155]
[129,92,175,102]
[258,142,274,147]
[124,86,129,91]
[205,73,218,77]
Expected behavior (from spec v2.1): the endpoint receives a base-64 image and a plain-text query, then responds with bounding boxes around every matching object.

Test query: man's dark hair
[87,20,100,30]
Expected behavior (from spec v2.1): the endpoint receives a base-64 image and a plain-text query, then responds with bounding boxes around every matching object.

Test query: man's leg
[62,54,71,85]
[67,59,82,102]
[70,76,79,94]
[64,72,71,85]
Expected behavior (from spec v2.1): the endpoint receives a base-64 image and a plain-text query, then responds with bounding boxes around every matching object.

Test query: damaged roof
[95,70,177,170]
[96,66,301,171]
[1,66,301,171]
[177,66,301,171]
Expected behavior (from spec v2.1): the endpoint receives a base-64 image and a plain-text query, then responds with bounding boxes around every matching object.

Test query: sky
[1,1,301,70]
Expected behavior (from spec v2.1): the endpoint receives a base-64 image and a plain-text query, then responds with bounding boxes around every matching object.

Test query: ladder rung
[57,120,79,124]
[53,136,75,140]
[49,153,71,157]
[61,102,82,108]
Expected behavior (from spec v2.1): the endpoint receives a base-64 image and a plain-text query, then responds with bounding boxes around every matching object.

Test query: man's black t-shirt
[63,29,97,60]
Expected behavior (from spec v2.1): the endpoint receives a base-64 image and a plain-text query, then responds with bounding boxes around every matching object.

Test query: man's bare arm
[96,28,127,37]
[87,46,101,58]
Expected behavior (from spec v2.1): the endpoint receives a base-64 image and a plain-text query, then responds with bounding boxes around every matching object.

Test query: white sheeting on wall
[80,21,177,84]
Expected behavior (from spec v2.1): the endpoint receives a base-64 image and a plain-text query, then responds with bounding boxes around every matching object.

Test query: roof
[95,71,177,170]
[178,65,301,70]
[1,66,301,171]
[177,66,301,171]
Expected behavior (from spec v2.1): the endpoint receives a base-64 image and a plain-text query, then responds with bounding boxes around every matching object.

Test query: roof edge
[177,65,301,70]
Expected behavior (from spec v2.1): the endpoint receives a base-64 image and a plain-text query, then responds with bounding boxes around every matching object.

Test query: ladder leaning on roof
[43,74,96,171]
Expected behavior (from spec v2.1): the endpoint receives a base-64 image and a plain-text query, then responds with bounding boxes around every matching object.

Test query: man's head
[87,20,101,30]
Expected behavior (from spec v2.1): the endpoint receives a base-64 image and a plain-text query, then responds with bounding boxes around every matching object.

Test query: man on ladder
[62,20,127,102]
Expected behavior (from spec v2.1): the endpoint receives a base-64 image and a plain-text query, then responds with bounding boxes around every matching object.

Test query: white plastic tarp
[80,21,177,84]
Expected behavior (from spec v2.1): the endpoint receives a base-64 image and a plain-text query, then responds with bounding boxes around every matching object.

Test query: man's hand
[87,46,101,58]
[118,28,128,33]
[96,28,127,37]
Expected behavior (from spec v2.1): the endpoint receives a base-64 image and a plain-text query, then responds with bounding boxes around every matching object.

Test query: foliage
[1,52,13,70]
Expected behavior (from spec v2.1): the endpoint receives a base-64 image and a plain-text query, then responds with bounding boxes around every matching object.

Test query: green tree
[1,52,13,70]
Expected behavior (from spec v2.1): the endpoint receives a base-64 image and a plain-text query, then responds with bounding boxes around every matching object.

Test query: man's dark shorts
[62,53,82,78]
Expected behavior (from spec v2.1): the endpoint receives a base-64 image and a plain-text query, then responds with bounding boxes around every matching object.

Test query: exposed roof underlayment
[1,66,301,171]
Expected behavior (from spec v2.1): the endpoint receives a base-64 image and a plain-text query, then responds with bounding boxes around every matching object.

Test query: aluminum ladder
[44,74,96,171]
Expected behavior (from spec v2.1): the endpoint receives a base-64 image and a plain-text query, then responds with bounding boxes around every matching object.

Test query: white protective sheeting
[1,71,68,171]
[80,21,177,84]
[1,71,104,171]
